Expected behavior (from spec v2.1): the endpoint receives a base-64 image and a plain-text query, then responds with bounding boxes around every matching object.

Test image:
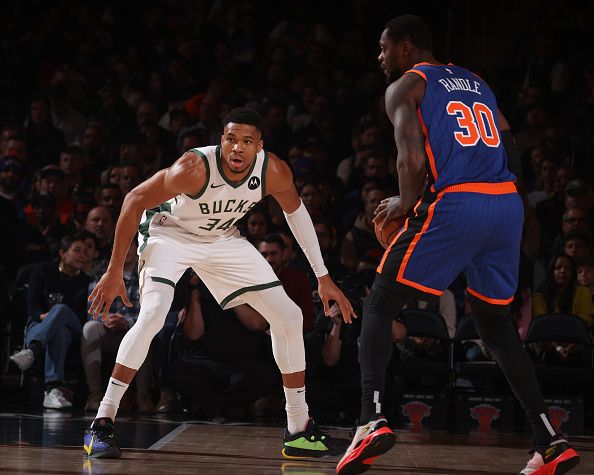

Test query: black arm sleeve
[501,129,523,183]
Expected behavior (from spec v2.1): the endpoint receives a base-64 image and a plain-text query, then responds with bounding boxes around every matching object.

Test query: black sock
[469,297,556,449]
[45,380,62,392]
[28,340,43,360]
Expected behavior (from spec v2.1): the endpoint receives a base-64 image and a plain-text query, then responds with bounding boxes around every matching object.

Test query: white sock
[96,377,129,422]
[284,386,309,434]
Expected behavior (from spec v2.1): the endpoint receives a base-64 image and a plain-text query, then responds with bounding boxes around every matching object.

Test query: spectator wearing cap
[22,193,69,264]
[24,95,66,169]
[24,166,72,226]
[0,156,27,218]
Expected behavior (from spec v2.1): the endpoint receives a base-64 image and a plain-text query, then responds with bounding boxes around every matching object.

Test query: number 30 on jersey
[446,101,500,148]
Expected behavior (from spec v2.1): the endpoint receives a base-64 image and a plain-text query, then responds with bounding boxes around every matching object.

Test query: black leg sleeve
[359,280,411,424]
[469,296,555,448]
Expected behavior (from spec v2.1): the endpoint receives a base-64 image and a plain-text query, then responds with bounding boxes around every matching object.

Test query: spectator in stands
[531,253,594,364]
[78,230,101,278]
[59,145,89,197]
[80,124,109,174]
[67,193,95,234]
[84,206,114,262]
[48,83,88,144]
[533,253,593,324]
[524,144,550,193]
[563,231,593,262]
[24,95,65,169]
[96,183,123,220]
[336,122,386,189]
[527,157,557,209]
[167,274,276,420]
[117,161,142,196]
[2,135,28,163]
[340,187,387,271]
[577,258,594,303]
[27,165,72,226]
[81,239,152,412]
[9,234,91,408]
[565,179,594,229]
[0,156,26,218]
[22,193,68,264]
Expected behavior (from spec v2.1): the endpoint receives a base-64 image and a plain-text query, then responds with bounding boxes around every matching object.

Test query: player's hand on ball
[373,196,406,228]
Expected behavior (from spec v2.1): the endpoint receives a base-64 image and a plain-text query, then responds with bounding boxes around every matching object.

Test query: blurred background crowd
[0,0,593,426]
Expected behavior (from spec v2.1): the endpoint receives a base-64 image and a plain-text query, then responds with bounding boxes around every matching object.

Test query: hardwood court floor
[0,413,592,474]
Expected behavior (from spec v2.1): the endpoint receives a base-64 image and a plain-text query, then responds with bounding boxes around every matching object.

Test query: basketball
[374,215,407,249]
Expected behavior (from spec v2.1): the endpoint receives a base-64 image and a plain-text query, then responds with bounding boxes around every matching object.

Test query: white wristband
[283,201,329,278]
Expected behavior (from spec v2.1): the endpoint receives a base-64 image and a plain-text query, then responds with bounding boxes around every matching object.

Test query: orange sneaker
[520,436,580,475]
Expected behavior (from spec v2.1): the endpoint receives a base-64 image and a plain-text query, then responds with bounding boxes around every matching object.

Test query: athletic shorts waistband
[439,181,517,195]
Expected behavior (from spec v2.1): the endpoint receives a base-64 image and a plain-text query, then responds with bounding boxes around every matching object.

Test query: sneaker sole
[531,449,580,475]
[336,428,396,475]
[282,447,335,459]
[84,447,122,459]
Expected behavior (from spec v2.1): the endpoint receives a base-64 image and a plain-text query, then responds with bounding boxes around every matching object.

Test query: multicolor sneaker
[282,419,350,459]
[83,418,121,458]
[520,436,580,475]
[336,416,395,475]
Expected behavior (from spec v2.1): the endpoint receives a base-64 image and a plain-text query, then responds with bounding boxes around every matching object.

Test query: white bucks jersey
[139,145,269,249]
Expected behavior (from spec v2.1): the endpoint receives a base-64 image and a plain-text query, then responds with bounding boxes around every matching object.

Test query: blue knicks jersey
[407,63,515,191]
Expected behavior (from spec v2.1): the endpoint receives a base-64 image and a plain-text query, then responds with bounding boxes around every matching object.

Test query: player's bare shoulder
[385,73,425,123]
[264,152,293,195]
[165,150,207,195]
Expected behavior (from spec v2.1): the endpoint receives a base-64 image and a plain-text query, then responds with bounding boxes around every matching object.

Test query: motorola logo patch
[248,176,261,190]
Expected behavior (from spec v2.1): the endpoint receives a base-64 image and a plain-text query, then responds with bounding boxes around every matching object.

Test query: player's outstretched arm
[266,155,357,323]
[89,152,207,320]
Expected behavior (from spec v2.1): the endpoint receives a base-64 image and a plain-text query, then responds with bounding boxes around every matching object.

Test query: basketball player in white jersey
[83,107,356,459]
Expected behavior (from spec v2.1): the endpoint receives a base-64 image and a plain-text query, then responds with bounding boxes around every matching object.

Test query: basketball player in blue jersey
[337,15,580,475]
[82,107,356,459]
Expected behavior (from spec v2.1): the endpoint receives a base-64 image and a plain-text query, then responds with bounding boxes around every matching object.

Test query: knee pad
[242,287,305,374]
[116,287,174,370]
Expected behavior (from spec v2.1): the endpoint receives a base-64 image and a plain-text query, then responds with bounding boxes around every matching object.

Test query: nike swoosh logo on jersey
[210,183,225,188]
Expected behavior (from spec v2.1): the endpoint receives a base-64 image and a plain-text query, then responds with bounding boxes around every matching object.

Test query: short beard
[385,70,402,85]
